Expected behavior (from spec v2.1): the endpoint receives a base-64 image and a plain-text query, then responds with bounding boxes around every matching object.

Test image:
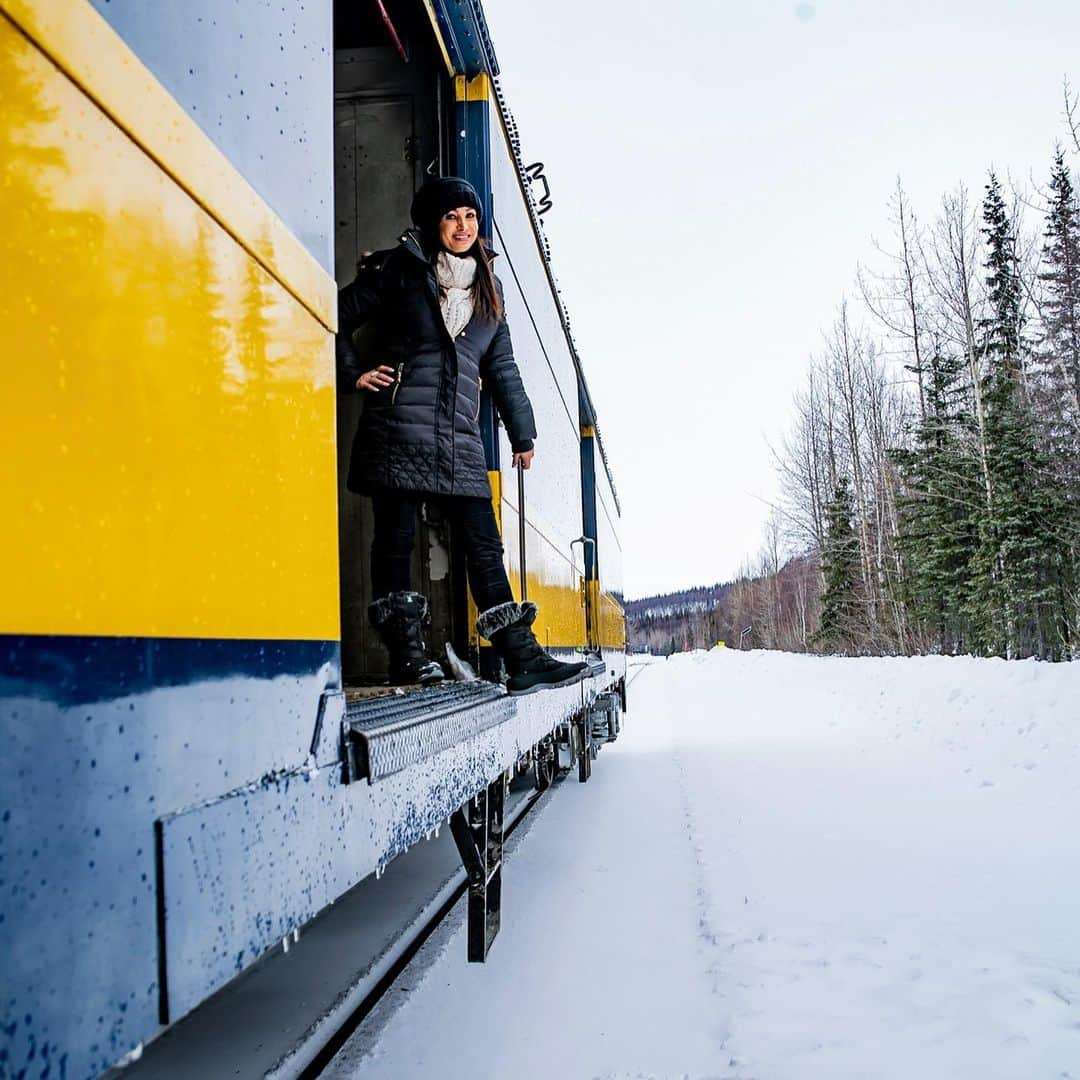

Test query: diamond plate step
[343,682,515,783]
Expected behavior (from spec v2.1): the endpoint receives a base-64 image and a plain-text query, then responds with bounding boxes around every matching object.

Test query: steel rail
[284,778,555,1079]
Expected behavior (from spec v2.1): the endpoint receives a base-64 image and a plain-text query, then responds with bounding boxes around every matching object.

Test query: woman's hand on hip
[512,449,534,470]
[356,365,396,392]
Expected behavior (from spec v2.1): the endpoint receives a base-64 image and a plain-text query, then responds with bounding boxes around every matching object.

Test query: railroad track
[292,776,556,1079]
[117,765,565,1080]
[626,657,660,690]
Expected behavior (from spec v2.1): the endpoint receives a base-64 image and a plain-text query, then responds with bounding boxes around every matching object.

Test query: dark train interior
[333,1,464,683]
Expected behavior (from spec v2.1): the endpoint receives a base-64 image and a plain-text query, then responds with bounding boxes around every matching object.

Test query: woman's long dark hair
[429,234,503,323]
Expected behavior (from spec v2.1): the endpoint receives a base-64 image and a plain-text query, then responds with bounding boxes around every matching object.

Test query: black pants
[371,492,514,613]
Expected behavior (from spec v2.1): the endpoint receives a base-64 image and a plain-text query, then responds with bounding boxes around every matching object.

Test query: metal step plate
[344,682,515,784]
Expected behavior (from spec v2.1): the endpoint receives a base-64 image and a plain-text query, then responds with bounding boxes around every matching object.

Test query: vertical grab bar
[570,535,596,651]
[517,462,527,601]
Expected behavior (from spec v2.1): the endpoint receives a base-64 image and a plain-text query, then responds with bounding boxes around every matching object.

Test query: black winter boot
[477,601,588,695]
[368,591,446,686]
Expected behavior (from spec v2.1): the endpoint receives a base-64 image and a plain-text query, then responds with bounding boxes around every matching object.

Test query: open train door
[332,17,454,683]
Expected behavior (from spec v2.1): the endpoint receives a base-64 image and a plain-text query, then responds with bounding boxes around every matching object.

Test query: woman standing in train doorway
[336,176,587,695]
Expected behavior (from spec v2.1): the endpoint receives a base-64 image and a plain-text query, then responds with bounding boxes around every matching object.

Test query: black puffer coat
[336,230,536,498]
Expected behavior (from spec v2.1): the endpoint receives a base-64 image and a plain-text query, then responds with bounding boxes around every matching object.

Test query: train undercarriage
[117,674,625,1078]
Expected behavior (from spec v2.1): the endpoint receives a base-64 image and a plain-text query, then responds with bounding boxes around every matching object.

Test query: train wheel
[534,735,556,791]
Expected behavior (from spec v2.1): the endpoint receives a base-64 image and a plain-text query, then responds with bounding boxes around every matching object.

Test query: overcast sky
[482,0,1080,599]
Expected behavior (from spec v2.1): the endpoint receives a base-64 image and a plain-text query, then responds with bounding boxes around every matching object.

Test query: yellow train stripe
[454,73,491,103]
[497,499,586,648]
[420,0,457,78]
[465,470,506,646]
[1,15,339,640]
[0,0,336,332]
[488,469,503,533]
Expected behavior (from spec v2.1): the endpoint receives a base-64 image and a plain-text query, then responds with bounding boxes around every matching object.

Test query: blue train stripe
[1,634,340,708]
[2,632,338,1077]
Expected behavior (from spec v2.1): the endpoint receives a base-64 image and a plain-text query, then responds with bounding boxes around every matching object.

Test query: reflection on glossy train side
[596,484,626,649]
[600,589,627,649]
[2,637,339,1076]
[500,500,586,647]
[84,0,335,271]
[0,18,338,642]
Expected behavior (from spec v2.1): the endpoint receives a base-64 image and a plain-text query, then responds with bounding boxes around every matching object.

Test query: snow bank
[646,650,1080,1078]
[331,649,1080,1079]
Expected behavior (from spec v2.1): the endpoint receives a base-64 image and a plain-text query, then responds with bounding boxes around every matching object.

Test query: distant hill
[626,582,734,654]
[624,582,734,620]
[626,554,820,655]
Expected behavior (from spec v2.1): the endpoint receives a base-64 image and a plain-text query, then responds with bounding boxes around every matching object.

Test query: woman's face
[439,206,479,254]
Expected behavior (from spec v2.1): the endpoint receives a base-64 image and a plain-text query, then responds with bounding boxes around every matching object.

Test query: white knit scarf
[436,251,477,338]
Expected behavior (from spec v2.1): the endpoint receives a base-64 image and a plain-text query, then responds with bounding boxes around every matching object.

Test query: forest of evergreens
[632,87,1079,661]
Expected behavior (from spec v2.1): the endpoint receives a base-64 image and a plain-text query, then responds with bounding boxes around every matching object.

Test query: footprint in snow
[1003,1034,1031,1047]
[979,779,996,788]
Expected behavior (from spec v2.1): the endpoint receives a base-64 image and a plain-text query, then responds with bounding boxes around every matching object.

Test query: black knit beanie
[410,177,483,234]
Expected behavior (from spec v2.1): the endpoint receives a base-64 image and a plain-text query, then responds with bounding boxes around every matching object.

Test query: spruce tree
[894,346,981,653]
[1035,150,1080,501]
[1038,150,1080,430]
[1034,151,1080,649]
[815,477,865,653]
[970,173,1073,658]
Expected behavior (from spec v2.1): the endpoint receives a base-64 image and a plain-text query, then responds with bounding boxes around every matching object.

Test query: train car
[1,0,626,1076]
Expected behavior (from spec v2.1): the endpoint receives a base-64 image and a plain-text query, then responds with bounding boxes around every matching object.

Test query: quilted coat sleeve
[335,259,383,393]
[481,314,537,453]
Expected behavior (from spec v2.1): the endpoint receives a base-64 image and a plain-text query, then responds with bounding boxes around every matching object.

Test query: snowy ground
[325,649,1080,1079]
